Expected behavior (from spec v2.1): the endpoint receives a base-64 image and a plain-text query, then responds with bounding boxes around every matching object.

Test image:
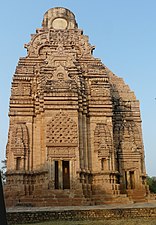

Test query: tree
[147,176,156,193]
[0,172,8,225]
[0,160,6,184]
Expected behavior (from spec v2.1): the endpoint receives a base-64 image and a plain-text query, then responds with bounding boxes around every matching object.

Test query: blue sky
[0,0,156,176]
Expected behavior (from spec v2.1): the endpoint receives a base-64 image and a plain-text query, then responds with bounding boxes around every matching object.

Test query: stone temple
[5,7,149,207]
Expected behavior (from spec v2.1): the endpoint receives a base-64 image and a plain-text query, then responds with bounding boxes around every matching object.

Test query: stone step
[91,193,132,205]
[127,189,147,203]
[16,195,90,207]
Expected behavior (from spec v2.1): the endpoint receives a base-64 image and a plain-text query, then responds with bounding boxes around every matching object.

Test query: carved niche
[94,123,113,158]
[11,123,29,157]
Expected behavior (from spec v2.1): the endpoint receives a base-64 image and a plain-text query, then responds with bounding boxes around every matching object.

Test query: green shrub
[147,176,156,193]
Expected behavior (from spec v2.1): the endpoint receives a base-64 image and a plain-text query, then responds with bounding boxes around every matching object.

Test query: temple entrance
[63,161,70,189]
[129,171,135,189]
[54,160,70,189]
[16,157,21,170]
[125,170,135,189]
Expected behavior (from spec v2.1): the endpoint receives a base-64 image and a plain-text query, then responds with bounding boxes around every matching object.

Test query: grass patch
[15,218,156,225]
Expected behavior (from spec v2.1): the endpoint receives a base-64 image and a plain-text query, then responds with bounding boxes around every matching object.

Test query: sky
[0,0,156,176]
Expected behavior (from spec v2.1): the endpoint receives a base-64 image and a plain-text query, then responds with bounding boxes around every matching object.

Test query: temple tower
[5,7,148,206]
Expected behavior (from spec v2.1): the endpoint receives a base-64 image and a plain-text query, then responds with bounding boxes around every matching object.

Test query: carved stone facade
[5,7,149,207]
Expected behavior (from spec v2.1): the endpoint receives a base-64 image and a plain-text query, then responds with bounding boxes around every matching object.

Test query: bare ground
[16,218,156,225]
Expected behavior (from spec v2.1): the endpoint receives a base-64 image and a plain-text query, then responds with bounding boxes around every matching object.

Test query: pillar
[58,160,63,189]
[82,113,88,171]
[78,111,84,170]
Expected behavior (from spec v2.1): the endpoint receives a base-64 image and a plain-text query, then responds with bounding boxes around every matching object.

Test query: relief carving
[115,121,142,153]
[26,28,94,59]
[47,147,76,158]
[37,64,78,92]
